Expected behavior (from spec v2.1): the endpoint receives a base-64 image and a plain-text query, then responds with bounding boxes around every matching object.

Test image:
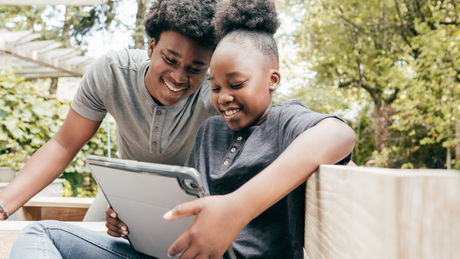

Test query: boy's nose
[170,68,187,84]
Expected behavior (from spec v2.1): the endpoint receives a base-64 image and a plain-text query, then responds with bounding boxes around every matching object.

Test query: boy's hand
[105,205,129,238]
[164,195,249,259]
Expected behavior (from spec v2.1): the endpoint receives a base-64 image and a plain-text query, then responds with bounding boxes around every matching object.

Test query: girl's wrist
[227,191,259,225]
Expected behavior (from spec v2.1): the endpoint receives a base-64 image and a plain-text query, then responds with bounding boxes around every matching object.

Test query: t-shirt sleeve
[71,55,109,121]
[277,101,352,164]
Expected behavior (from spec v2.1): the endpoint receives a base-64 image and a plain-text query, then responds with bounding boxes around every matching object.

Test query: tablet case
[86,155,236,259]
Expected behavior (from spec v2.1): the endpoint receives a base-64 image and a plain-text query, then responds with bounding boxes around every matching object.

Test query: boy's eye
[211,86,220,92]
[164,56,176,64]
[189,67,205,74]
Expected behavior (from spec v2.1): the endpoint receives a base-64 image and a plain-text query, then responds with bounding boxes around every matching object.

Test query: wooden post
[305,165,460,259]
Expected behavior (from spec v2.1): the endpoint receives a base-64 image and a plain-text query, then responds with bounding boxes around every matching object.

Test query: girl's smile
[210,41,280,131]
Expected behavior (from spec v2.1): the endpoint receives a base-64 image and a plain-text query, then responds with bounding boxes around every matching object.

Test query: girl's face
[145,30,214,106]
[210,42,280,131]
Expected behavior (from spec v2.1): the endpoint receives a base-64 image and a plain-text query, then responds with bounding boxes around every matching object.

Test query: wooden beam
[305,165,460,259]
[2,50,82,77]
[16,197,94,222]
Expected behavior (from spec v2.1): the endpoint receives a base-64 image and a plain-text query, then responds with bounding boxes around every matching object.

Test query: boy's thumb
[163,199,202,221]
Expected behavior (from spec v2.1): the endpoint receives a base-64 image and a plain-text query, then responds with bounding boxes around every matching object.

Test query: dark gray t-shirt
[186,100,351,259]
[71,49,218,165]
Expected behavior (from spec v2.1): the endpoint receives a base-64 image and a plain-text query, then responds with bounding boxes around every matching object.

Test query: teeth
[224,109,240,116]
[163,79,184,92]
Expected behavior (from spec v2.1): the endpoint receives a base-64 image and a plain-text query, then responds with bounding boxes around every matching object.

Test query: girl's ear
[147,38,156,58]
[269,70,281,91]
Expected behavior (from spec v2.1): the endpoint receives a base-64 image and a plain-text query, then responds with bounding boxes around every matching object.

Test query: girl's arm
[165,118,356,259]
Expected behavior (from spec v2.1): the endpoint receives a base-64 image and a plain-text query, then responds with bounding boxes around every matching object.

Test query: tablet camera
[183,179,198,190]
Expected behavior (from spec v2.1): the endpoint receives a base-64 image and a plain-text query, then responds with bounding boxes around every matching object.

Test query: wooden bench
[0,221,107,259]
[16,197,94,221]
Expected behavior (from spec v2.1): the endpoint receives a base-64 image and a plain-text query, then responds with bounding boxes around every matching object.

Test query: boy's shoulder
[103,49,150,70]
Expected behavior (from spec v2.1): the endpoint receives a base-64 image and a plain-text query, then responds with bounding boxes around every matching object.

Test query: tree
[277,0,459,168]
[392,0,460,169]
[0,2,116,50]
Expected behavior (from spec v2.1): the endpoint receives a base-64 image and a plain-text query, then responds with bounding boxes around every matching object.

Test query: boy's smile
[210,42,280,131]
[145,30,213,106]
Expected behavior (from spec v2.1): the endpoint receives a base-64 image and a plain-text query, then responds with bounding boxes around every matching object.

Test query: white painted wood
[0,28,94,79]
[0,0,108,6]
[304,165,460,259]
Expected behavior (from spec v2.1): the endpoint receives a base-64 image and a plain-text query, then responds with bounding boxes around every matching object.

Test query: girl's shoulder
[271,99,316,116]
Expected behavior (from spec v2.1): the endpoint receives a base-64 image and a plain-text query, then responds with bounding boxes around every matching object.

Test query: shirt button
[224,160,229,165]
[153,126,159,132]
[152,141,157,146]
[231,148,236,153]
[237,136,242,141]
[156,110,162,115]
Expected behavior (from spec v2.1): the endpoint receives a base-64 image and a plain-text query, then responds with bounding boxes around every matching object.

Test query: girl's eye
[211,86,220,92]
[231,82,245,88]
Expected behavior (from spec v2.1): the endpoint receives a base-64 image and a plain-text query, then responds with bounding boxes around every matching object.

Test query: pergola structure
[0,28,94,79]
[0,1,107,6]
[0,0,107,80]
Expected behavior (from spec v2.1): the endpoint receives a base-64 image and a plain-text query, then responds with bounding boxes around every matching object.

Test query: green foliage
[276,0,460,168]
[0,70,117,196]
[0,150,28,171]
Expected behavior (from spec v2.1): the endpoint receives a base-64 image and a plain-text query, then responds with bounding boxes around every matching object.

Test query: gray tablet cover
[86,156,204,259]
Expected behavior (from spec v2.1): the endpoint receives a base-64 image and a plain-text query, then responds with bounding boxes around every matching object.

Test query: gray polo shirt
[72,49,218,166]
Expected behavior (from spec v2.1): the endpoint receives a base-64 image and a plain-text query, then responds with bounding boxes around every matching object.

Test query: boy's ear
[147,38,156,58]
[269,70,281,91]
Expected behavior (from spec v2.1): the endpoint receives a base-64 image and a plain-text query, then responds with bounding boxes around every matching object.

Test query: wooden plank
[16,197,94,221]
[22,197,94,208]
[305,165,460,259]
[0,221,107,259]
[17,207,89,221]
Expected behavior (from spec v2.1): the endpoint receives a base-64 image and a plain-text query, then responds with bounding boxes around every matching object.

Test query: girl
[162,0,355,258]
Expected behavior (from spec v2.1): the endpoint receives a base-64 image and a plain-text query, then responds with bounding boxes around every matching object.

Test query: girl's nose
[218,92,234,104]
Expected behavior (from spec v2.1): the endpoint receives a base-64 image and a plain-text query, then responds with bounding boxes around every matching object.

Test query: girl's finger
[167,231,191,258]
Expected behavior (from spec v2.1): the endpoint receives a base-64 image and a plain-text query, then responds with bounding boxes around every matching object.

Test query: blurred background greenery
[0,0,459,197]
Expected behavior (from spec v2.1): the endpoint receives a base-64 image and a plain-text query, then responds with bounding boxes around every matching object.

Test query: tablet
[86,155,236,259]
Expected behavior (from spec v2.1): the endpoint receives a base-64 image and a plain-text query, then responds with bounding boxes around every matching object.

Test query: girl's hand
[164,195,249,259]
[105,205,129,238]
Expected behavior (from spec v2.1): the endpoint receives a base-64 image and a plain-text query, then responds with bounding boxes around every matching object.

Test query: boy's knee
[19,220,61,236]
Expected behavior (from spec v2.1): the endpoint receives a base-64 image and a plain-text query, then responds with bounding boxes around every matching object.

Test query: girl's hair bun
[215,0,280,37]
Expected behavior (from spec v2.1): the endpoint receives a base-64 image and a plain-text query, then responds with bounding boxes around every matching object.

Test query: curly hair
[142,0,220,49]
[215,0,280,68]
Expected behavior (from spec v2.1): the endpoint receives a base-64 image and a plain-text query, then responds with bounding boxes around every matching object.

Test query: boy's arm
[0,108,101,219]
[165,118,356,259]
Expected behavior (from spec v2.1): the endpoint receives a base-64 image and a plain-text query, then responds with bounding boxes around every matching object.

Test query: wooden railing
[1,166,459,258]
[304,165,460,259]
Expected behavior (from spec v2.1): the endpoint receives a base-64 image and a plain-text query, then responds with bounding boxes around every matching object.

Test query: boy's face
[210,42,280,131]
[145,30,213,106]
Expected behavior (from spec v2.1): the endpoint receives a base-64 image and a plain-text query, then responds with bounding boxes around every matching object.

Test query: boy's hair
[215,0,280,69]
[143,0,220,49]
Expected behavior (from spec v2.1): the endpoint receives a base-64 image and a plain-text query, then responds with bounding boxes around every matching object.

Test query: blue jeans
[10,220,158,259]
